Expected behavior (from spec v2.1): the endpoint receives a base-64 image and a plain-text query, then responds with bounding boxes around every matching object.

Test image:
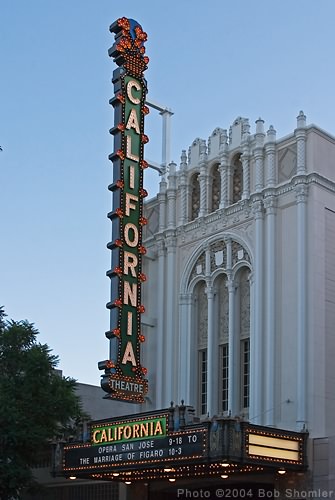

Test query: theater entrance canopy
[60,407,308,483]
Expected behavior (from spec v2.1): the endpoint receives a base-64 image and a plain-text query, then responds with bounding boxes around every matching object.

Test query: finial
[297,110,306,128]
[255,117,265,135]
[266,125,276,142]
[180,150,187,169]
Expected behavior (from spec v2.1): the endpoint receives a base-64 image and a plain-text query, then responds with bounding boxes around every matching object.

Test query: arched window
[232,154,243,203]
[190,173,200,221]
[190,242,251,417]
[211,163,221,212]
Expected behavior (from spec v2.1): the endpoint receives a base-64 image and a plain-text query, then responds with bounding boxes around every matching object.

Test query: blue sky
[1,0,335,385]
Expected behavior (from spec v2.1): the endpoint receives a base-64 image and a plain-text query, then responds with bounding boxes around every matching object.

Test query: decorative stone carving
[232,241,250,266]
[196,282,208,347]
[295,182,308,204]
[239,268,250,339]
[218,275,229,343]
[278,146,297,183]
[210,240,226,273]
[144,203,159,238]
[190,251,206,282]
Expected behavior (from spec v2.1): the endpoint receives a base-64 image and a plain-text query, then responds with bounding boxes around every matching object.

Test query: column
[155,237,165,408]
[178,293,193,404]
[254,118,265,192]
[296,182,308,430]
[295,111,307,175]
[158,178,167,232]
[205,284,217,416]
[227,276,237,416]
[164,233,177,404]
[166,161,177,229]
[264,194,277,426]
[241,140,250,199]
[219,151,228,209]
[179,150,188,225]
[248,272,256,421]
[265,126,277,187]
[198,165,207,217]
[250,198,264,424]
[225,239,237,415]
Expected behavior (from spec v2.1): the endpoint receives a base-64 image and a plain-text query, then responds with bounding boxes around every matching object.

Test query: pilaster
[155,236,166,408]
[250,197,264,424]
[264,192,277,426]
[164,232,177,404]
[295,180,308,430]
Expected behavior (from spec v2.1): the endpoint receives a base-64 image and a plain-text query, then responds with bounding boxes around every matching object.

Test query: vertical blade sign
[99,17,149,403]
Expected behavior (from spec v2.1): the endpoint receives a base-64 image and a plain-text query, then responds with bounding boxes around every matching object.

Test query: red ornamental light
[138,272,147,282]
[137,304,145,313]
[116,149,125,160]
[116,208,124,218]
[140,159,149,169]
[139,217,147,226]
[139,188,148,198]
[138,245,147,255]
[116,93,125,103]
[117,17,130,30]
[114,298,122,308]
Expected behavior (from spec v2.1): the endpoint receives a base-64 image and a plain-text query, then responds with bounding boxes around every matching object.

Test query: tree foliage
[0,306,85,499]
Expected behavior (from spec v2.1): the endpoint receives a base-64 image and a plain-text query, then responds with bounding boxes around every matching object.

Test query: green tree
[0,306,85,499]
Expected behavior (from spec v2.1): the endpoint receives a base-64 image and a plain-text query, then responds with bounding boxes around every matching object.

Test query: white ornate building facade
[142,112,335,491]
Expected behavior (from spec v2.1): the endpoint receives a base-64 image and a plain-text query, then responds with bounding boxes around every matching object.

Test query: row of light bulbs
[68,463,287,483]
